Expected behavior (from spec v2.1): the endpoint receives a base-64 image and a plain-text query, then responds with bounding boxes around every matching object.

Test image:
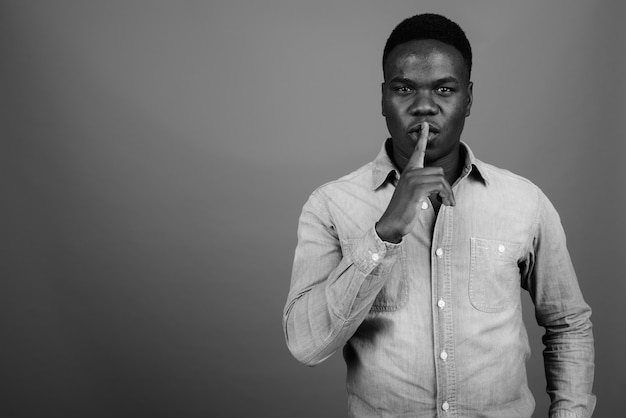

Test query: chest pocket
[469,237,522,313]
[341,238,408,312]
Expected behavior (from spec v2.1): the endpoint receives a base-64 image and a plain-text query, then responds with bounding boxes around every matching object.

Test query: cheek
[448,105,468,126]
[386,112,405,132]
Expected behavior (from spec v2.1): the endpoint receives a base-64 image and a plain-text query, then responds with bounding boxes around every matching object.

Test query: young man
[283,13,595,417]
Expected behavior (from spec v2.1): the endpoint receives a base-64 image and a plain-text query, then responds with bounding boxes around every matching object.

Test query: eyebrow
[389,76,460,85]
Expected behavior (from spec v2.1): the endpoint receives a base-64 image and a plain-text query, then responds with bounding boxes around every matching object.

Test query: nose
[408,91,437,115]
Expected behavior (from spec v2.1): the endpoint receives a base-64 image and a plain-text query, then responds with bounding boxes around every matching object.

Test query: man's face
[382,39,473,168]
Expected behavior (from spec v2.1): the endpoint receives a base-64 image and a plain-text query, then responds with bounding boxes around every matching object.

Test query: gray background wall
[1,1,624,417]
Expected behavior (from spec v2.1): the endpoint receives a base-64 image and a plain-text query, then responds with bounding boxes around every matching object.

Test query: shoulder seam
[311,161,374,195]
[476,159,537,186]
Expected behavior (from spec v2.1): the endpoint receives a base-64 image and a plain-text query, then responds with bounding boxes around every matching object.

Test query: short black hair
[383,13,472,77]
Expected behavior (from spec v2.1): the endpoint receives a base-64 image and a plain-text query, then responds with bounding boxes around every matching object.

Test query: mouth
[408,123,440,142]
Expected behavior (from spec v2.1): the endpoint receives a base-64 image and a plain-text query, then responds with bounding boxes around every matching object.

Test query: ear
[381,82,387,116]
[465,81,473,117]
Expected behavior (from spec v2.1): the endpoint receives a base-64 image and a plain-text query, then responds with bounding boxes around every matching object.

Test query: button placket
[433,208,457,416]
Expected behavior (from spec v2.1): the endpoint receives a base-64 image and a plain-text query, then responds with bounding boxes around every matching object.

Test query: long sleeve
[525,190,596,418]
[282,190,401,366]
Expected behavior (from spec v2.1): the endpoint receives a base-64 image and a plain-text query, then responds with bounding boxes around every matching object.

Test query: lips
[409,122,440,135]
[408,122,440,142]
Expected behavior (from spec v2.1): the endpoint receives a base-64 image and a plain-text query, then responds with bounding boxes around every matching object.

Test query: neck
[430,143,464,186]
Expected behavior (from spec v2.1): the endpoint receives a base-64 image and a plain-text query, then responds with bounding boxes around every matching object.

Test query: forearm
[283,272,382,366]
[543,305,596,418]
[283,226,400,365]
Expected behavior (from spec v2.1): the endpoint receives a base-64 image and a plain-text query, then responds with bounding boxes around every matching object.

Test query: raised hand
[375,122,456,243]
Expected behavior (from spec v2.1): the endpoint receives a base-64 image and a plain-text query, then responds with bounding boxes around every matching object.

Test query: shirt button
[440,351,448,361]
[442,401,450,411]
[421,200,429,210]
[435,248,444,257]
[498,244,505,253]
[438,299,445,309]
[371,253,380,262]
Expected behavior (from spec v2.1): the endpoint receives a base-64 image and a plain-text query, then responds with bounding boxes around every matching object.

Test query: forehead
[384,39,468,81]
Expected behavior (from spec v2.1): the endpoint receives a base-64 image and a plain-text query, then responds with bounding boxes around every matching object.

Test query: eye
[435,86,454,96]
[394,85,413,94]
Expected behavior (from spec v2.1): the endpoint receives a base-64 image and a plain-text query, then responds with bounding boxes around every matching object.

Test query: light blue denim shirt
[283,141,595,418]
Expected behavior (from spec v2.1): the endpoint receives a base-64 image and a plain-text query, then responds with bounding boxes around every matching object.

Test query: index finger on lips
[406,122,428,170]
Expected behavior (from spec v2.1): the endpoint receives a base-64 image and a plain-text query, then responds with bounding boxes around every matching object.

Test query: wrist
[375,221,403,244]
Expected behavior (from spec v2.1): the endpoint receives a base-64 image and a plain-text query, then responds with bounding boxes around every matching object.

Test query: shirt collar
[371,139,489,190]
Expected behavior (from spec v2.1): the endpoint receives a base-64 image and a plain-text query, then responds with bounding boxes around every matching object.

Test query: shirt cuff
[349,225,402,276]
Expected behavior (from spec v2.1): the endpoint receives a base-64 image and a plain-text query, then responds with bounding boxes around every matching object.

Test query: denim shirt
[283,141,595,418]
